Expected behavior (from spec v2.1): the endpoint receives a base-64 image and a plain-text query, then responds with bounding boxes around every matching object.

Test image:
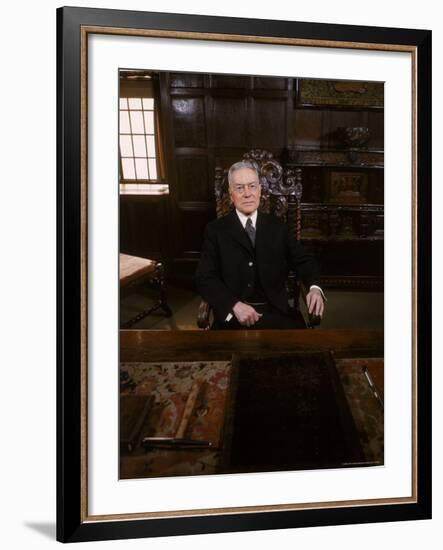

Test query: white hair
[227,160,260,186]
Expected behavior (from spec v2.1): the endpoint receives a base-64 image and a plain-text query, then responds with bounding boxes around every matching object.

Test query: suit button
[248,261,253,267]
[247,283,252,288]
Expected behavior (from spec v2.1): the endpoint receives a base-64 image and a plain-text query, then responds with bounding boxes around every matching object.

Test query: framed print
[56,6,432,543]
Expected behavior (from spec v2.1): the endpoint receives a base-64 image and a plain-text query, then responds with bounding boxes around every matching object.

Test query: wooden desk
[120,329,384,362]
[120,329,384,479]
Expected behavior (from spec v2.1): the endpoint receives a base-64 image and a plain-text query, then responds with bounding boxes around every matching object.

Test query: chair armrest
[299,282,322,328]
[197,300,212,329]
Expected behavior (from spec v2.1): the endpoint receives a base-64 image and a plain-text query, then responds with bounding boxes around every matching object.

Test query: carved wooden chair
[196,149,322,329]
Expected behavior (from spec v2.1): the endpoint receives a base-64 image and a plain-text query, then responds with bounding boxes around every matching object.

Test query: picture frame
[56,6,432,543]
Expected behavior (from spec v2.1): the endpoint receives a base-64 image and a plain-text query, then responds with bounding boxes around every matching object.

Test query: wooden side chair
[197,149,322,330]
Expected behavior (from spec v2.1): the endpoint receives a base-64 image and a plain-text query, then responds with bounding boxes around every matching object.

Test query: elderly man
[195,160,325,329]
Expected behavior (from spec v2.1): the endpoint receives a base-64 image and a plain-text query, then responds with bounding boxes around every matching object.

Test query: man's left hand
[306,288,324,317]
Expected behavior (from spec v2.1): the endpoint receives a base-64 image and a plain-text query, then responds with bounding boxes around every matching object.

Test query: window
[119,72,165,183]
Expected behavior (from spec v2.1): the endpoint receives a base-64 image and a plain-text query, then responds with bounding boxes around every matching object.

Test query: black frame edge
[63,502,430,543]
[60,5,430,45]
[416,29,432,520]
[57,6,83,543]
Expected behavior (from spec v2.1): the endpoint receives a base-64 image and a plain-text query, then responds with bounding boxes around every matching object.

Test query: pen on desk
[142,437,213,449]
[362,366,384,410]
[142,381,213,450]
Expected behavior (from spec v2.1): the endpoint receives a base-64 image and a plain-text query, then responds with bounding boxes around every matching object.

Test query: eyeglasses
[232,183,260,195]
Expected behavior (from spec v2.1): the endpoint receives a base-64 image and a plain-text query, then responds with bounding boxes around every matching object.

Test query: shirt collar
[235,209,258,228]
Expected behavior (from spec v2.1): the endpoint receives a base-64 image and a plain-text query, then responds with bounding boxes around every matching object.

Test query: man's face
[229,168,261,216]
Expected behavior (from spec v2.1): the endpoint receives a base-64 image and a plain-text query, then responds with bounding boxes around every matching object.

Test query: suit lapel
[226,209,254,255]
[255,210,270,259]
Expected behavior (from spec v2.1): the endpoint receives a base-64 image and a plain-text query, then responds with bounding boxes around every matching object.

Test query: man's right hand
[232,301,263,327]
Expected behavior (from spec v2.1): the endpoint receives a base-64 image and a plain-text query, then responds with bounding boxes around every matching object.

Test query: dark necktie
[245,217,256,247]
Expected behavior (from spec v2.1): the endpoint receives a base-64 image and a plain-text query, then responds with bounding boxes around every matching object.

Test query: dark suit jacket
[194,209,321,323]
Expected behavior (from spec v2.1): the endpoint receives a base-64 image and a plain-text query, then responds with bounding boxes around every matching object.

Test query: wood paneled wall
[120,71,384,288]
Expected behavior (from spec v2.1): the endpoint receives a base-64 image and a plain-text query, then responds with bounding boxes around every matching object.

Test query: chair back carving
[214,149,303,240]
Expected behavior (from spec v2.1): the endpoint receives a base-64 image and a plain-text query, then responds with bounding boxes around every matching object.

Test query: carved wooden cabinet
[283,78,384,289]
